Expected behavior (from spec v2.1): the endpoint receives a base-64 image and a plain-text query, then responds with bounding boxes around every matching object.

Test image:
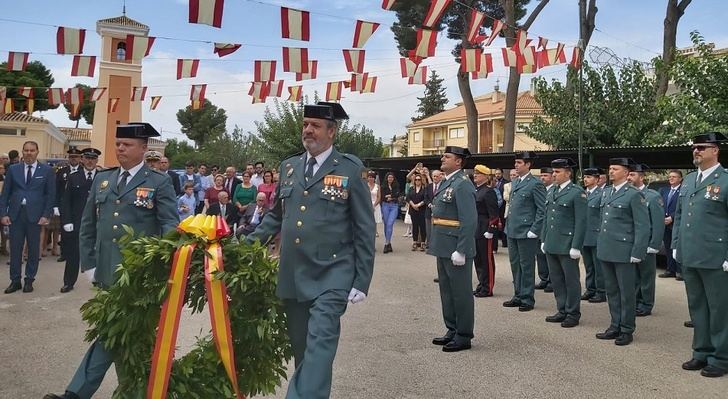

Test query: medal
[100,180,109,190]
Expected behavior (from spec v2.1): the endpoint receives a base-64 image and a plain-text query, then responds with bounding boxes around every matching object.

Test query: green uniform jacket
[641,187,666,250]
[672,167,728,269]
[79,165,179,287]
[596,184,650,263]
[247,148,375,301]
[427,170,477,258]
[541,182,587,255]
[504,173,546,239]
[583,186,603,247]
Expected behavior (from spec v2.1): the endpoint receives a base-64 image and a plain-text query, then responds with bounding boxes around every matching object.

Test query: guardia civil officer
[540,158,586,327]
[472,164,499,297]
[44,123,178,399]
[428,146,477,352]
[246,102,375,398]
[595,158,649,346]
[503,151,546,311]
[536,166,554,292]
[673,132,728,378]
[628,164,665,317]
[581,168,606,303]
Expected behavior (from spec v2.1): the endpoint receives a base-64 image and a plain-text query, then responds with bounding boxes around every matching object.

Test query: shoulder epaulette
[341,153,363,166]
[97,167,119,175]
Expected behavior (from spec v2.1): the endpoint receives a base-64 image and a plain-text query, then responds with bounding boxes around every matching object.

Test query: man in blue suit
[659,170,683,280]
[0,141,56,293]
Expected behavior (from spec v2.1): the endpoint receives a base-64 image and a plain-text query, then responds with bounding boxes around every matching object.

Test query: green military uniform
[635,186,665,314]
[542,180,587,323]
[583,183,605,300]
[673,164,728,370]
[427,168,477,346]
[596,182,649,336]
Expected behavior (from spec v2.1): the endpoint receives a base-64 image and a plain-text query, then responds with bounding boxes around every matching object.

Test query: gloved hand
[63,224,74,232]
[53,207,60,217]
[630,257,641,264]
[672,249,677,259]
[484,232,493,239]
[723,261,728,272]
[348,288,366,304]
[647,247,659,254]
[527,231,538,239]
[540,243,546,254]
[569,248,582,260]
[451,251,466,266]
[83,268,96,283]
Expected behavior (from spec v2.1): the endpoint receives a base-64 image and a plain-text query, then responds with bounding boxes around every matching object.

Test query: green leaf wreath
[80,227,291,398]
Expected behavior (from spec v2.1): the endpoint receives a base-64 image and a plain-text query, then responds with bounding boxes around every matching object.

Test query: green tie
[117,170,130,192]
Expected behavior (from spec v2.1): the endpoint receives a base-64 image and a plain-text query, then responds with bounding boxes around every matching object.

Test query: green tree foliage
[176,99,227,148]
[526,61,661,148]
[203,126,261,170]
[412,70,449,122]
[164,138,197,168]
[63,83,95,127]
[0,60,57,112]
[335,124,384,160]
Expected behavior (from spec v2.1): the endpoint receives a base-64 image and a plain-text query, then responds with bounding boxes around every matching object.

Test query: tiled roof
[60,127,92,141]
[409,91,543,128]
[97,15,149,30]
[0,112,49,124]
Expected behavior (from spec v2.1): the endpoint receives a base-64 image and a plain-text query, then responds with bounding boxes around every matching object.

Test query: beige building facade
[0,113,66,161]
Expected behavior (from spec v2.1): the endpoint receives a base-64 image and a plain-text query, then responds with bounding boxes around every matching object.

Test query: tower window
[116,42,126,60]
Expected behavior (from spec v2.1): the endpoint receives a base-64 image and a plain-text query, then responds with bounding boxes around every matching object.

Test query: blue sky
[2,0,726,142]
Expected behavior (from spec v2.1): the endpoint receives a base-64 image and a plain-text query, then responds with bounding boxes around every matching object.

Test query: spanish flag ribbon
[147,214,241,399]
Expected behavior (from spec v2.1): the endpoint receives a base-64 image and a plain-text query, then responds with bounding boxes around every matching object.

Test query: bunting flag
[471,53,493,79]
[25,99,35,114]
[126,35,155,60]
[131,86,148,101]
[69,103,82,118]
[295,60,317,81]
[150,96,162,110]
[0,87,5,103]
[56,27,86,55]
[1,99,12,114]
[513,29,529,55]
[342,49,365,73]
[518,46,539,74]
[66,87,83,106]
[466,10,487,45]
[382,0,396,10]
[108,97,119,113]
[249,81,269,103]
[407,50,425,65]
[190,84,207,102]
[399,57,421,78]
[71,55,96,77]
[254,60,276,82]
[48,88,64,106]
[502,47,517,68]
[213,42,241,57]
[282,47,309,73]
[538,43,566,68]
[90,87,107,102]
[19,87,34,99]
[423,0,452,28]
[177,59,200,79]
[570,47,583,69]
[352,20,380,48]
[287,85,302,101]
[267,80,284,97]
[325,81,343,101]
[483,19,504,46]
[192,99,204,110]
[408,66,427,85]
[414,28,437,58]
[361,75,377,93]
[189,0,224,28]
[460,48,482,73]
[7,52,29,71]
[538,36,549,50]
[281,7,310,41]
[350,73,368,92]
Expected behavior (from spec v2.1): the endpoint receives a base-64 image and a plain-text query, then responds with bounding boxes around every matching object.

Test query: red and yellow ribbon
[147,214,241,399]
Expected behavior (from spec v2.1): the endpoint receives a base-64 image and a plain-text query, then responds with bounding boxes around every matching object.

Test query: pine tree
[412,70,448,122]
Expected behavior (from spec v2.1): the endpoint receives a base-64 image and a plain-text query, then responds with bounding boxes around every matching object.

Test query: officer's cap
[67,147,82,156]
[116,122,160,139]
[303,102,349,121]
[583,167,602,176]
[515,151,538,161]
[632,163,650,173]
[540,167,553,174]
[144,150,162,161]
[551,158,577,169]
[692,132,727,145]
[81,148,101,159]
[474,164,492,175]
[609,157,636,171]
[444,146,471,159]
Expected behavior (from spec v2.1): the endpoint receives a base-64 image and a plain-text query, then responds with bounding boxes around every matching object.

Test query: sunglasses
[692,145,717,152]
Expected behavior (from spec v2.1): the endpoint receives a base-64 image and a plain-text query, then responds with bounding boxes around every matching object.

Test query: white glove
[83,268,96,283]
[630,257,641,264]
[484,232,493,239]
[347,288,366,304]
[647,247,659,254]
[451,251,466,266]
[540,243,546,254]
[53,207,60,216]
[723,261,728,272]
[527,231,538,239]
[672,249,677,259]
[569,248,582,259]
[63,224,74,232]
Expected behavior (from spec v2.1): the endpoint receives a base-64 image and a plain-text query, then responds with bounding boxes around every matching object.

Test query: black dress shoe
[580,292,594,301]
[614,333,633,346]
[518,304,534,312]
[658,272,676,278]
[561,319,579,328]
[474,291,492,298]
[56,256,65,262]
[22,281,33,293]
[545,313,566,323]
[60,285,74,293]
[682,358,708,371]
[535,281,548,290]
[596,329,620,340]
[44,391,80,399]
[543,285,554,293]
[675,274,684,281]
[684,320,694,328]
[588,296,606,303]
[502,299,521,307]
[4,282,22,294]
[432,335,454,346]
[442,340,471,352]
[701,365,727,378]
[433,278,439,283]
[635,309,652,317]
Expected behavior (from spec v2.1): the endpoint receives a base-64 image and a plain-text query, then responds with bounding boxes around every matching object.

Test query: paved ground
[1,220,725,398]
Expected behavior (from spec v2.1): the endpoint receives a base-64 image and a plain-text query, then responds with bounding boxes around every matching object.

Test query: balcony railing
[422,138,445,148]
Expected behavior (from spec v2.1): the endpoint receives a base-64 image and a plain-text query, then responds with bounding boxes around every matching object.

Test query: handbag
[404,209,412,225]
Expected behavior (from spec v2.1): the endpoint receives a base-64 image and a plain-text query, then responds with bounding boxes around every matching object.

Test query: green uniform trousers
[683,267,728,369]
[582,246,605,297]
[436,256,474,344]
[635,253,657,312]
[602,261,637,334]
[507,237,539,307]
[283,289,348,399]
[67,340,128,399]
[545,254,581,321]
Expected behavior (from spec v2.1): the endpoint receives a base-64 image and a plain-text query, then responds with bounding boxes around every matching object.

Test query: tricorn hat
[692,132,727,144]
[116,122,160,139]
[303,101,349,121]
[551,158,577,169]
[67,147,82,156]
[540,167,554,174]
[632,163,650,173]
[583,167,602,176]
[609,157,636,171]
[515,151,538,161]
[444,146,471,159]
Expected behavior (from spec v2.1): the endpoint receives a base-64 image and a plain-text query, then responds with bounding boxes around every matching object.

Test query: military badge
[134,187,156,208]
[287,168,293,177]
[322,175,349,200]
[443,187,454,202]
[705,185,720,201]
[100,180,109,190]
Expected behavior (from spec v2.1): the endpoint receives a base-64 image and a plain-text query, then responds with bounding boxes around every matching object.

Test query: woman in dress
[204,174,226,213]
[367,171,382,237]
[380,172,400,253]
[233,171,257,214]
[406,173,427,251]
[257,170,277,209]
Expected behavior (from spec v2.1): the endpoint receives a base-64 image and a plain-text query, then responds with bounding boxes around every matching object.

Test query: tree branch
[523,0,551,30]
[677,0,692,14]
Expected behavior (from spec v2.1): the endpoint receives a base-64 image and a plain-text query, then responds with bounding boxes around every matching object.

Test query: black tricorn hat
[540,167,553,174]
[551,158,577,169]
[632,163,650,173]
[444,145,471,159]
[515,151,538,161]
[583,167,602,176]
[609,157,636,171]
[67,147,82,156]
[116,122,160,139]
[304,102,349,121]
[81,148,101,158]
[693,132,727,144]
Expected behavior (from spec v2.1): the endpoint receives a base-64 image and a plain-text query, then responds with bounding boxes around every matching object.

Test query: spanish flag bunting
[213,42,241,57]
[56,27,86,55]
[517,46,538,74]
[191,99,204,109]
[18,87,34,99]
[513,29,529,56]
[295,60,318,81]
[350,73,368,92]
[352,20,380,48]
[108,97,119,113]
[190,84,207,102]
[131,86,147,101]
[382,0,396,10]
[177,59,200,79]
[471,53,493,80]
[570,46,583,70]
[47,88,64,106]
[268,80,284,97]
[253,60,276,82]
[7,52,29,71]
[460,48,482,73]
[249,81,269,102]
[281,7,310,41]
[150,96,162,111]
[125,35,156,61]
[400,57,420,78]
[466,10,487,45]
[325,81,343,101]
[414,28,437,58]
[71,55,96,77]
[422,0,452,28]
[538,44,566,68]
[502,47,517,68]
[360,76,377,94]
[2,99,13,114]
[282,47,309,73]
[66,87,83,105]
[189,0,225,28]
[25,99,35,114]
[407,50,425,65]
[0,87,5,102]
[69,103,82,118]
[538,36,549,50]
[408,66,427,85]
[287,85,302,101]
[342,49,366,74]
[484,19,504,47]
[90,87,107,102]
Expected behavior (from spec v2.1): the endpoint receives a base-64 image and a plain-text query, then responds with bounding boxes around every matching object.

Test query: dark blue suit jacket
[660,185,680,218]
[0,162,56,222]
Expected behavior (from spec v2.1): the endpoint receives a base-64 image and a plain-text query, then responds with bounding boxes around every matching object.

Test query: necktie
[305,157,317,181]
[251,206,260,224]
[26,165,32,184]
[667,188,676,202]
[433,183,439,194]
[696,172,703,187]
[118,171,130,193]
[226,178,231,192]
[87,171,93,183]
[221,204,226,218]
[612,187,617,196]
